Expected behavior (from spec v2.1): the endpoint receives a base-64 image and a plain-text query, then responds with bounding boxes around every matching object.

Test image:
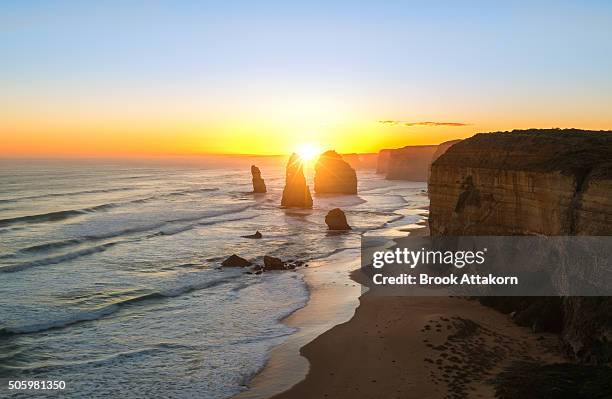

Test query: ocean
[0,157,427,398]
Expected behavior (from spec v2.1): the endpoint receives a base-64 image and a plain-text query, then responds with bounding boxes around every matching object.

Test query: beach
[234,223,568,399]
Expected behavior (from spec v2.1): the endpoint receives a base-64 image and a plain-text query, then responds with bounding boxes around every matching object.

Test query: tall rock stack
[428,128,612,363]
[314,150,357,194]
[251,165,267,193]
[281,153,313,208]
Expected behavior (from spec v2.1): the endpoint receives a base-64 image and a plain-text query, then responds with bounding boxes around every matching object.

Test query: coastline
[234,247,363,399]
[234,212,430,399]
[240,220,570,399]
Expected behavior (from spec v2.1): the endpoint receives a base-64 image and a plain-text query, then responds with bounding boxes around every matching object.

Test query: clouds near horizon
[378,120,471,127]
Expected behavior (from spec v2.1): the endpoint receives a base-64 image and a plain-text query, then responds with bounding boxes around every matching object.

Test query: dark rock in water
[221,254,252,267]
[251,165,267,193]
[281,153,313,208]
[314,150,357,194]
[325,208,351,230]
[241,231,262,239]
[264,255,285,270]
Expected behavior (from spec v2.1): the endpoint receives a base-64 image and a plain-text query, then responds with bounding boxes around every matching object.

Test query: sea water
[0,157,427,398]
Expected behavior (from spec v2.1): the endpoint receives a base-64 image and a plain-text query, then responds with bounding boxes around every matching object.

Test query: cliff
[281,153,313,208]
[376,149,392,174]
[428,128,612,363]
[381,145,439,181]
[428,139,461,181]
[341,153,378,170]
[314,151,357,194]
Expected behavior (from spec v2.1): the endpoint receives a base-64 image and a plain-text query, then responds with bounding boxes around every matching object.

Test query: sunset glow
[295,143,321,162]
[1,2,611,157]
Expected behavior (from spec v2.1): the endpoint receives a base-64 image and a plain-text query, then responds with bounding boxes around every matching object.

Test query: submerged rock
[314,150,357,194]
[221,254,252,267]
[241,231,262,239]
[281,153,313,208]
[251,165,267,193]
[325,208,351,230]
[263,255,285,271]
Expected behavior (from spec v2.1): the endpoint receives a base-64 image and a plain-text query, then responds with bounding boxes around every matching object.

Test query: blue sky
[1,1,612,155]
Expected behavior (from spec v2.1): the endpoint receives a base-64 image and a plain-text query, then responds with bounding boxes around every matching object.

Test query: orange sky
[2,2,611,157]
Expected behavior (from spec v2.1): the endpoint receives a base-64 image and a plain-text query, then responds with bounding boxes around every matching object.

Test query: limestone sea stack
[428,128,612,363]
[314,150,357,194]
[325,208,351,230]
[281,153,313,208]
[251,165,267,193]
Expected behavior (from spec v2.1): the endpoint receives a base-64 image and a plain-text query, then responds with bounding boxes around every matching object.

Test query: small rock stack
[251,165,267,193]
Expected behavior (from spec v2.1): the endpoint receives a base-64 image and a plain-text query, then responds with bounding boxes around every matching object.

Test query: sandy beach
[235,224,568,399]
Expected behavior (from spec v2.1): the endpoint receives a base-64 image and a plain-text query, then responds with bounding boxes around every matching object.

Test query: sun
[295,143,321,162]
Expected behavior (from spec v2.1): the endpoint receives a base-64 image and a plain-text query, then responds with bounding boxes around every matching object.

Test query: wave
[0,187,134,204]
[0,188,221,228]
[1,213,258,273]
[0,242,123,273]
[0,203,119,228]
[0,275,238,335]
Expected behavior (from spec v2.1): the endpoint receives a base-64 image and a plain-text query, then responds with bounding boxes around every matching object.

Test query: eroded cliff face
[376,149,392,174]
[428,129,612,363]
[429,130,612,236]
[383,145,439,181]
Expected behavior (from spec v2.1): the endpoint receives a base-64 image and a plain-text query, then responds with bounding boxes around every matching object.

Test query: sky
[1,0,612,156]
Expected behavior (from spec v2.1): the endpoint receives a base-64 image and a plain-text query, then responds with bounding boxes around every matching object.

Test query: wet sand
[235,248,363,399]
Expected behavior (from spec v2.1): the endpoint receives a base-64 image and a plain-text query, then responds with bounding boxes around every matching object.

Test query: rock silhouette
[325,208,351,230]
[251,165,267,193]
[281,153,313,208]
[221,254,252,267]
[314,150,357,194]
[263,255,285,270]
[241,231,262,239]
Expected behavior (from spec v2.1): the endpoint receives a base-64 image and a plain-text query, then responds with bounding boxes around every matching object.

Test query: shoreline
[234,212,430,399]
[233,247,364,399]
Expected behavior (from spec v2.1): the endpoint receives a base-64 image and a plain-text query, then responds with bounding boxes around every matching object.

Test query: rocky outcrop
[431,139,462,164]
[241,231,262,239]
[314,151,358,194]
[428,128,612,363]
[429,129,612,236]
[381,145,440,181]
[281,153,313,208]
[325,208,351,230]
[263,255,285,270]
[251,165,267,193]
[222,254,252,267]
[428,139,462,181]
